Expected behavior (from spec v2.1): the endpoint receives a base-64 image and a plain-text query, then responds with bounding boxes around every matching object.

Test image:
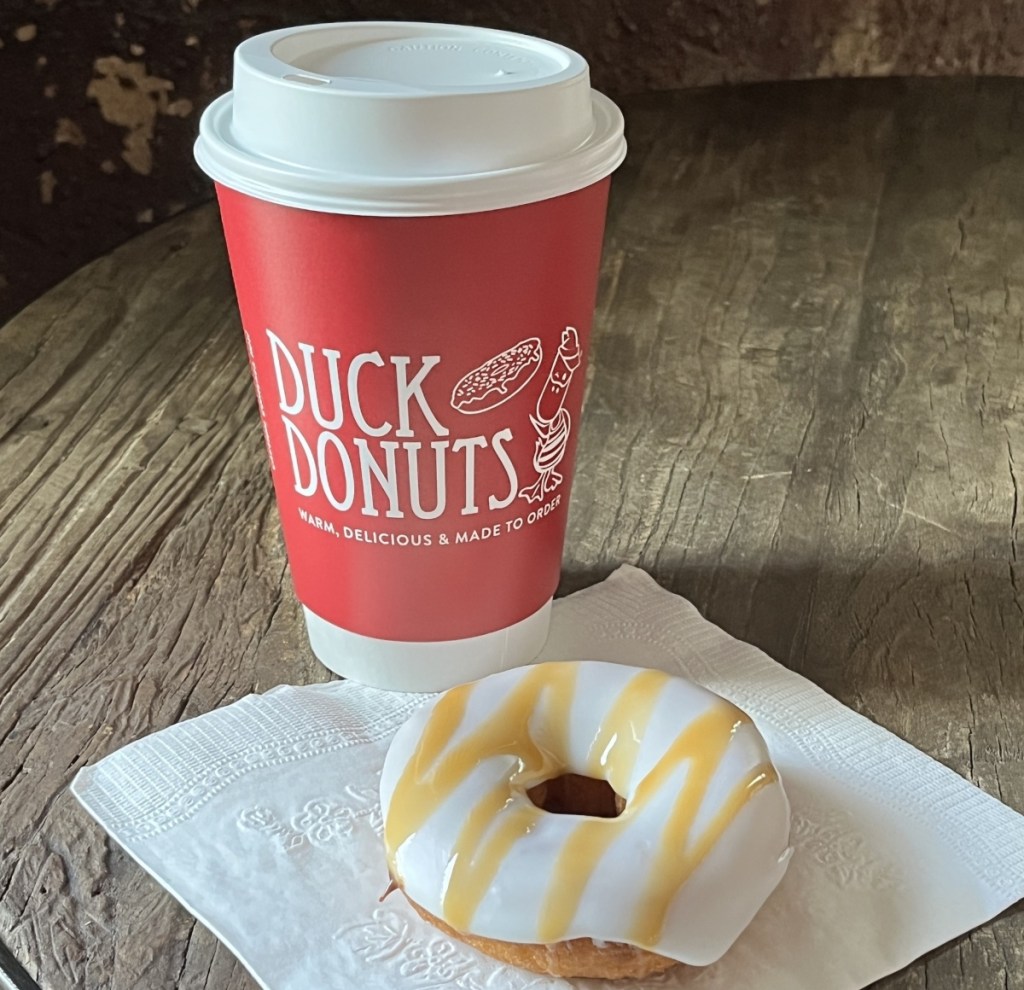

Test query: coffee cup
[195,22,625,690]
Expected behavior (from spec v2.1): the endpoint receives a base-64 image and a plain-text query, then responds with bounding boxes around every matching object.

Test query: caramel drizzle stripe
[629,760,778,946]
[585,668,671,792]
[537,668,671,941]
[626,707,751,945]
[441,663,578,928]
[445,799,538,932]
[384,680,473,863]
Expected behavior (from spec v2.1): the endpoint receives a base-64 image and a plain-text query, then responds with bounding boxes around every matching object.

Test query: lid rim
[195,90,626,217]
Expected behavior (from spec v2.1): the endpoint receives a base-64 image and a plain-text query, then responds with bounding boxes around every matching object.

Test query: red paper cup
[196,23,625,689]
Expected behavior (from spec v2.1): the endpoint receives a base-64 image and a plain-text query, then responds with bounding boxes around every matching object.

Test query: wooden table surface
[2,77,1023,990]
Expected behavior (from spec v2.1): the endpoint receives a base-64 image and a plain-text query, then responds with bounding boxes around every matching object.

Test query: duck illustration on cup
[518,326,582,504]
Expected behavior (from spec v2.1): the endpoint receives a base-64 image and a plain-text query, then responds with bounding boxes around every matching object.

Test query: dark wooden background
[4,0,1024,324]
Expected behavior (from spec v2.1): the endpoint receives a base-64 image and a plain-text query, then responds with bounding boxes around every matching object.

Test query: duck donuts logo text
[258,327,581,525]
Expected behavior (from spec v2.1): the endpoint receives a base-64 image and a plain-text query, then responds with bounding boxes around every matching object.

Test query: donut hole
[527,773,625,819]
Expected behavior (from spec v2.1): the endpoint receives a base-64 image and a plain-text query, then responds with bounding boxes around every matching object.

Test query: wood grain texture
[2,77,1023,989]
[0,208,321,990]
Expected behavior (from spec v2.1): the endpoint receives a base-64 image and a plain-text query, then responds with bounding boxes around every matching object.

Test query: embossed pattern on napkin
[72,566,1024,990]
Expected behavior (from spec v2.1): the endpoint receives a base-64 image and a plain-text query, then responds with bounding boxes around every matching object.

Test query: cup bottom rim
[302,599,553,692]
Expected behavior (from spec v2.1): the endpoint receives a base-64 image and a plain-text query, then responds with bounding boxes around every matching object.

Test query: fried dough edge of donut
[402,892,683,980]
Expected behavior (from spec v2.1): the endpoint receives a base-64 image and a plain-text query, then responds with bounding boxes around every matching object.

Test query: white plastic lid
[194,22,626,216]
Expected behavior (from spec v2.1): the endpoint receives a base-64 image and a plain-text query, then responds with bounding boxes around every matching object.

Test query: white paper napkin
[72,565,1024,990]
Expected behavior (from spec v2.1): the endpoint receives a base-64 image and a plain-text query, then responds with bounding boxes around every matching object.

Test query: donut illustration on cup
[518,326,582,504]
[449,338,543,415]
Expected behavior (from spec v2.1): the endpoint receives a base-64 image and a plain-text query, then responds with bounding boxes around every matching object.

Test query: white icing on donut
[380,660,792,966]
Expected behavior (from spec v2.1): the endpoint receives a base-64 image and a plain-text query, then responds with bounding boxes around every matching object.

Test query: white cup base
[302,600,553,692]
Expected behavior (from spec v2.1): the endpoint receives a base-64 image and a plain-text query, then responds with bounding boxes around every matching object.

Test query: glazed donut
[380,660,791,979]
